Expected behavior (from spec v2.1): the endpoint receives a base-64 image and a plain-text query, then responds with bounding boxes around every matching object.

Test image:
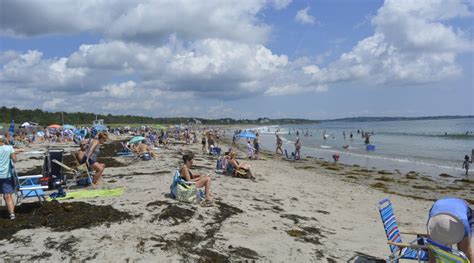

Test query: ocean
[239,118,474,179]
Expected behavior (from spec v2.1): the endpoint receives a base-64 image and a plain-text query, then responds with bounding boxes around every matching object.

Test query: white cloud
[103,81,136,98]
[0,0,472,117]
[0,0,290,44]
[304,0,473,87]
[295,7,316,25]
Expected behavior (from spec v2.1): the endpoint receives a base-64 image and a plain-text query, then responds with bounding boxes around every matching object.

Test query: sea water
[241,118,474,179]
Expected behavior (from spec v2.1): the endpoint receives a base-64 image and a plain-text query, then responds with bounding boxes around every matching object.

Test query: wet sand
[0,135,472,262]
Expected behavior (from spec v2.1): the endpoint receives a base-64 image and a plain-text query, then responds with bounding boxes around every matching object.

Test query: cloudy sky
[0,0,473,119]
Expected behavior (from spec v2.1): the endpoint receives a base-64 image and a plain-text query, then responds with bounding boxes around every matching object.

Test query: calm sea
[244,118,474,178]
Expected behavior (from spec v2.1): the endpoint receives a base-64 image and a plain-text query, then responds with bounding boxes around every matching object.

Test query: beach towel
[47,187,124,201]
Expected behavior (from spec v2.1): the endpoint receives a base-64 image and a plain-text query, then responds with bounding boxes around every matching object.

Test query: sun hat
[427,213,465,245]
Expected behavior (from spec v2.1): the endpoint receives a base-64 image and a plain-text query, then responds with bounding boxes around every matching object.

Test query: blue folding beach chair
[11,161,47,205]
[425,239,470,263]
[378,198,428,262]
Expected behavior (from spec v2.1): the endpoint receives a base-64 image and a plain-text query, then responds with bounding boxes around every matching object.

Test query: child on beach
[463,155,470,176]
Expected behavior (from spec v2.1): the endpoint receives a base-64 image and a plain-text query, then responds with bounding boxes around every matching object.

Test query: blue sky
[0,0,473,119]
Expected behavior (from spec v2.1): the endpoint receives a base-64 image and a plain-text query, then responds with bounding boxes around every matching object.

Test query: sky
[0,0,473,120]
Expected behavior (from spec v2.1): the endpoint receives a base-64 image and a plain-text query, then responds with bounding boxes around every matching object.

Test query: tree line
[1,107,318,126]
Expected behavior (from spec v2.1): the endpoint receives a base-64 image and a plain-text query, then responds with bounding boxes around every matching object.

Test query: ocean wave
[377,131,474,139]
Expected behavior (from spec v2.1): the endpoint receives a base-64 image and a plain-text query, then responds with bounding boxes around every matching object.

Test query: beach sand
[0,135,472,262]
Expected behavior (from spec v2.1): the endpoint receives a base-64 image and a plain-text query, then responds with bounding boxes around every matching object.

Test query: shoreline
[0,134,472,261]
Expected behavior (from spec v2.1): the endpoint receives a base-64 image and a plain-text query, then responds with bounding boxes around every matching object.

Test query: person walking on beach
[294,137,302,160]
[0,137,16,220]
[463,155,470,176]
[80,132,108,186]
[275,134,283,155]
[426,197,473,262]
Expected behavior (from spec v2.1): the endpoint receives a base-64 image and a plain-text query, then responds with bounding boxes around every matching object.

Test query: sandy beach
[0,134,472,262]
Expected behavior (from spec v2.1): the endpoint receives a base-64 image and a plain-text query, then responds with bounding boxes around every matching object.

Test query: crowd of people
[1,124,472,261]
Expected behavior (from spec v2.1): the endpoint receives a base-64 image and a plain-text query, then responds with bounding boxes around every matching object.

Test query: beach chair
[378,198,428,262]
[11,161,47,205]
[43,149,65,189]
[51,159,92,188]
[210,146,221,157]
[169,169,203,203]
[425,239,470,263]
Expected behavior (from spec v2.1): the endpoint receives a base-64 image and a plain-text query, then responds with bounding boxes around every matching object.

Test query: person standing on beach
[294,137,302,160]
[81,132,108,186]
[247,139,255,159]
[275,134,283,155]
[427,197,473,262]
[201,135,206,151]
[463,155,470,176]
[0,137,16,220]
[253,137,260,160]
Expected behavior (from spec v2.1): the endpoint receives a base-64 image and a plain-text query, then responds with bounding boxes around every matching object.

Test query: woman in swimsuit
[179,153,213,203]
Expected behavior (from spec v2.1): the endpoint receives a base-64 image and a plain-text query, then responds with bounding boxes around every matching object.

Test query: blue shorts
[0,178,15,194]
[80,156,96,166]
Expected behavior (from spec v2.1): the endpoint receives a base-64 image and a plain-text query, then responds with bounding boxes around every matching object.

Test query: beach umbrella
[129,136,146,144]
[63,124,75,130]
[48,124,61,129]
[20,122,31,128]
[93,124,107,132]
[237,131,257,139]
[9,119,14,133]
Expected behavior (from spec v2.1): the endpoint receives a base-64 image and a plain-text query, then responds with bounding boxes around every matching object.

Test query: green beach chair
[425,238,470,263]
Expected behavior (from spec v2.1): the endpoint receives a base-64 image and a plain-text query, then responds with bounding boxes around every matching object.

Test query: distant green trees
[0,106,318,126]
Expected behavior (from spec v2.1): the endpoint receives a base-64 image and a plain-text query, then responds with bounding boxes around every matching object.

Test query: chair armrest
[18,174,43,179]
[400,230,427,236]
[19,185,48,190]
[387,241,426,250]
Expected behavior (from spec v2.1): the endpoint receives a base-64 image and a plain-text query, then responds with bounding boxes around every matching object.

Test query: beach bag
[176,183,201,203]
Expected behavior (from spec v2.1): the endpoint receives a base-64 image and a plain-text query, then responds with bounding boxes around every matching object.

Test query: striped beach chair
[378,198,428,262]
[425,239,470,263]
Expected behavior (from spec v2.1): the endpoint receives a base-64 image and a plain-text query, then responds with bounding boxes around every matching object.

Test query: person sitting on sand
[179,153,213,204]
[136,140,156,158]
[228,151,255,180]
[80,132,108,186]
[427,197,473,262]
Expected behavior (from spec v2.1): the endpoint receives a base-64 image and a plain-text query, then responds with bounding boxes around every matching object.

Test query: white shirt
[0,145,15,179]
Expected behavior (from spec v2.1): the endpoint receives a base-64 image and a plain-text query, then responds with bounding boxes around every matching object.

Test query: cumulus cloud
[304,0,473,87]
[0,0,472,117]
[0,0,285,44]
[295,7,316,25]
